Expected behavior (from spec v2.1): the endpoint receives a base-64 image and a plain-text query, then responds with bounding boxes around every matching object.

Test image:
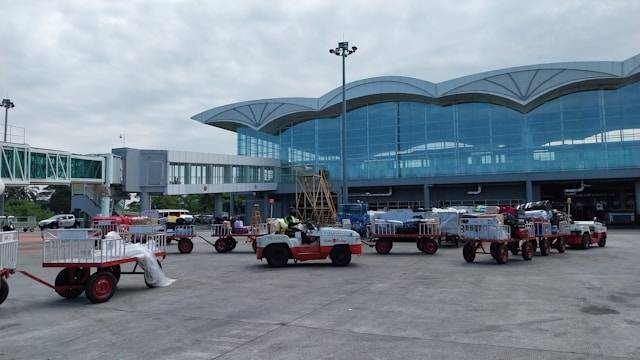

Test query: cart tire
[86,271,117,304]
[530,239,538,253]
[420,239,438,255]
[375,239,393,255]
[521,241,534,261]
[330,245,351,266]
[265,245,289,267]
[581,233,590,249]
[463,242,476,263]
[251,239,257,253]
[178,238,194,254]
[106,265,121,283]
[0,278,8,305]
[54,268,88,299]
[557,237,566,253]
[225,237,237,251]
[539,239,550,256]
[489,243,499,259]
[214,238,227,253]
[598,234,607,247]
[416,240,424,252]
[494,244,509,264]
[508,241,520,255]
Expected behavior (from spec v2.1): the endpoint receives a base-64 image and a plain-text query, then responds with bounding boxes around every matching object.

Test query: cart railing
[419,222,440,236]
[43,228,126,264]
[524,222,535,238]
[167,224,194,237]
[13,216,37,231]
[93,223,129,238]
[211,224,232,236]
[249,223,270,235]
[0,231,18,270]
[211,223,271,237]
[460,224,511,241]
[370,222,440,236]
[125,225,167,253]
[532,221,552,237]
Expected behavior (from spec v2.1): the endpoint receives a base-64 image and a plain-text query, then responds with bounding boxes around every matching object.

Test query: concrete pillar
[263,193,270,220]
[140,192,151,211]
[214,193,223,217]
[423,184,431,209]
[229,193,235,216]
[635,182,640,216]
[525,180,533,203]
[100,196,111,216]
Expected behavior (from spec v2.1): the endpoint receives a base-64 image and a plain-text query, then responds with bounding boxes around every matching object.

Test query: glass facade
[238,81,640,182]
[168,162,275,185]
[70,158,102,179]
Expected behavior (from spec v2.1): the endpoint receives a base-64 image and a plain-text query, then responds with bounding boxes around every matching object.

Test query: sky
[1,0,639,155]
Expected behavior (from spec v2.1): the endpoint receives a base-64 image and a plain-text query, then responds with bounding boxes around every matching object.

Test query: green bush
[5,199,54,221]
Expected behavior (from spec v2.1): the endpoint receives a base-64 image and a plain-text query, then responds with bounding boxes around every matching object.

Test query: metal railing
[167,225,194,237]
[369,221,440,236]
[0,231,18,270]
[43,229,124,264]
[460,224,511,241]
[533,221,552,237]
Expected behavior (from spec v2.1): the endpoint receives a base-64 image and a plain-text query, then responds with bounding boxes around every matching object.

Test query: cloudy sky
[1,0,639,155]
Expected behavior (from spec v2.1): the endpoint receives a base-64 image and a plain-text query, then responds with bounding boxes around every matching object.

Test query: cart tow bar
[197,235,216,247]
[16,270,56,290]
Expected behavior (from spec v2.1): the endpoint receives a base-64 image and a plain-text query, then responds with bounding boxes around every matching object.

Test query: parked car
[38,214,76,230]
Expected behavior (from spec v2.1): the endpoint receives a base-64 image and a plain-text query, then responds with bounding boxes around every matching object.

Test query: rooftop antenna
[119,133,126,147]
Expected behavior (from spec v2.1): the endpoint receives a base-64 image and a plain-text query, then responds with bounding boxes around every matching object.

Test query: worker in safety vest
[284,210,299,228]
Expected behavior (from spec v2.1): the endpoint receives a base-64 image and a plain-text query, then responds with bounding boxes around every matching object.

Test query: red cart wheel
[557,237,566,253]
[0,277,8,304]
[54,268,88,299]
[494,244,509,264]
[416,240,424,252]
[178,238,194,254]
[100,265,121,283]
[463,241,476,263]
[375,239,392,255]
[225,237,237,251]
[598,234,606,247]
[420,239,438,255]
[214,238,228,253]
[521,241,534,261]
[539,239,550,256]
[86,271,117,304]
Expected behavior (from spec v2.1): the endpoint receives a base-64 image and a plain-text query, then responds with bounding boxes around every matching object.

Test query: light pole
[329,42,357,205]
[0,98,14,218]
[2,99,15,143]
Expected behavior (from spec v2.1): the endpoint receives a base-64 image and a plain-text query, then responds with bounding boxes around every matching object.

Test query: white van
[156,209,194,224]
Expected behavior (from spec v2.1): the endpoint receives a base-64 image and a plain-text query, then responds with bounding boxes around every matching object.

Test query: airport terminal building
[193,54,640,223]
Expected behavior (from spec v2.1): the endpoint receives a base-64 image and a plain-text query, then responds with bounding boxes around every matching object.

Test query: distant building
[192,53,640,223]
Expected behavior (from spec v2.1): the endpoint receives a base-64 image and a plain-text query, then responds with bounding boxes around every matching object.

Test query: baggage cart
[461,222,536,265]
[0,231,18,305]
[366,221,440,255]
[205,223,271,253]
[16,228,167,304]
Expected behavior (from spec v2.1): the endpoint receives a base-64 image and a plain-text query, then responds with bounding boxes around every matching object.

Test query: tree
[5,186,39,201]
[5,199,53,220]
[45,185,71,214]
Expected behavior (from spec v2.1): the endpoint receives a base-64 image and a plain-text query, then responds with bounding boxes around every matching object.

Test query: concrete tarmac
[1,229,639,359]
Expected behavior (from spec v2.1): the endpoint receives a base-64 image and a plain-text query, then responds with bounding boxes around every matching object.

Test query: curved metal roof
[192,53,640,133]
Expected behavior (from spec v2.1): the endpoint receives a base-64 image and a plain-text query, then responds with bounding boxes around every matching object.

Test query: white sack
[105,232,175,287]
